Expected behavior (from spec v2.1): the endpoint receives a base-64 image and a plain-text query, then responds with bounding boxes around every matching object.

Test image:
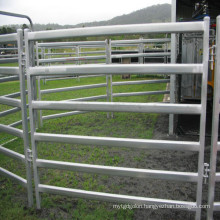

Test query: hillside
[74,4,171,28]
[1,4,171,31]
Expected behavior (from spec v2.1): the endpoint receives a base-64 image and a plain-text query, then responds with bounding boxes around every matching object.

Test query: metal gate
[0,30,33,207]
[24,18,210,220]
[207,15,220,220]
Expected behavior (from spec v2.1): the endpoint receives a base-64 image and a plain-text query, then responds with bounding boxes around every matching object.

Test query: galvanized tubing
[25,18,209,220]
[36,40,109,125]
[27,22,205,41]
[36,38,170,123]
[0,30,33,207]
[207,15,220,219]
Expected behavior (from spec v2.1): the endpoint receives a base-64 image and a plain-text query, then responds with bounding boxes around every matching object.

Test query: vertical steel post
[38,77,42,127]
[108,39,113,118]
[48,48,51,66]
[25,29,41,209]
[76,46,79,64]
[76,46,80,81]
[36,42,43,127]
[36,42,39,66]
[169,0,176,135]
[195,17,210,220]
[207,15,220,220]
[138,37,144,64]
[164,34,168,64]
[41,47,46,84]
[78,46,81,66]
[31,38,38,129]
[105,39,112,118]
[17,29,33,207]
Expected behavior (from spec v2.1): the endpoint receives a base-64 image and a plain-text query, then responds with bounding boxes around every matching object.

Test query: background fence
[36,38,170,125]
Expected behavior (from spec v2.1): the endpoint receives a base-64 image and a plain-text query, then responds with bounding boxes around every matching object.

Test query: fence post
[169,0,176,135]
[25,29,41,209]
[195,16,210,220]
[207,15,220,220]
[36,42,43,127]
[106,39,113,118]
[41,47,46,84]
[17,29,34,207]
[138,37,144,64]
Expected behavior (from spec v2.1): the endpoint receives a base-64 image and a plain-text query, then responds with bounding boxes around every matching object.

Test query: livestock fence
[35,40,108,125]
[0,30,33,207]
[3,16,220,219]
[36,40,107,83]
[35,38,170,126]
[24,17,209,220]
[111,37,170,64]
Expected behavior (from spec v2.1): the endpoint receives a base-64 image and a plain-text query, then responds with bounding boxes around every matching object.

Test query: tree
[0,26,16,35]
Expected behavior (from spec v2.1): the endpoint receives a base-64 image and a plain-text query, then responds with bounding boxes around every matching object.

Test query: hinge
[203,163,210,184]
[209,45,216,70]
[21,52,26,66]
[27,149,33,162]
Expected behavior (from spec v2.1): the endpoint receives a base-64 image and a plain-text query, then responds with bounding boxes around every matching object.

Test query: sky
[0,0,171,26]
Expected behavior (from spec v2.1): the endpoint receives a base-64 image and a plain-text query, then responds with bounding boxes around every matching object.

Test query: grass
[0,72,166,219]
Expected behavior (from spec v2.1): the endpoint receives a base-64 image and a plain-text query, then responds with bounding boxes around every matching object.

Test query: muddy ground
[130,113,220,220]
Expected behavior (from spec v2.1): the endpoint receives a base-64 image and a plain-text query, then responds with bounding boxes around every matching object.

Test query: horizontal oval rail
[0,96,21,108]
[29,64,204,76]
[34,132,200,152]
[0,167,27,188]
[112,90,170,97]
[39,55,106,64]
[0,123,23,138]
[0,67,19,75]
[0,33,17,43]
[112,38,171,44]
[31,101,202,115]
[111,52,171,59]
[41,83,107,94]
[0,144,25,163]
[36,159,198,182]
[38,184,197,211]
[0,107,21,117]
[42,111,88,121]
[0,58,18,64]
[28,21,205,41]
[0,76,19,83]
[38,40,106,47]
[112,79,170,86]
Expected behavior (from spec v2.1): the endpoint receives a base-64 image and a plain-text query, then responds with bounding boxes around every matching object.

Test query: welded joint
[203,163,210,184]
[27,149,33,162]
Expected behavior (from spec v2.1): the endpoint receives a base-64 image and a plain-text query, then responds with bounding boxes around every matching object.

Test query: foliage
[0,26,16,35]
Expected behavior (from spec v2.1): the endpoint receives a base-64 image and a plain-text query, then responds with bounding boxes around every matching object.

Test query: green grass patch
[0,74,166,219]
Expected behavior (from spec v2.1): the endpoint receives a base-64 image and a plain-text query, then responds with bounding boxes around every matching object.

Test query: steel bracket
[203,163,210,184]
[27,148,33,162]
[21,53,26,66]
